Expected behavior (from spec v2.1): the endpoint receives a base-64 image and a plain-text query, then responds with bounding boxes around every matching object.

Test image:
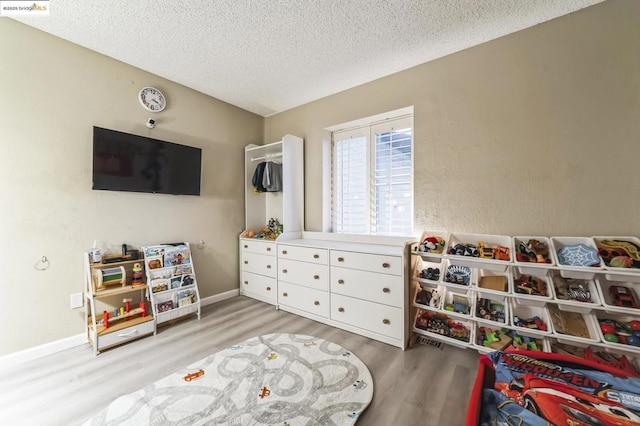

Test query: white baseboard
[200,288,239,306]
[0,288,240,370]
[0,333,88,372]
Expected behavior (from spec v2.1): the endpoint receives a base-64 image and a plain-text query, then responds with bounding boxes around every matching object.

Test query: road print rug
[85,333,373,425]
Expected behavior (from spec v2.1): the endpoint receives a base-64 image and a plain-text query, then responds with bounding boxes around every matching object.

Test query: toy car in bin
[610,285,639,309]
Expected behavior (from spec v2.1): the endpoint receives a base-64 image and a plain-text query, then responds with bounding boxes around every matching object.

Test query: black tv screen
[92,127,202,196]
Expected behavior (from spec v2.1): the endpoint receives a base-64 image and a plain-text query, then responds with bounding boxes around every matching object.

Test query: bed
[466,349,640,425]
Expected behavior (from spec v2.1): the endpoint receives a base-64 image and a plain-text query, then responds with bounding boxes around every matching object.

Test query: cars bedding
[472,351,640,426]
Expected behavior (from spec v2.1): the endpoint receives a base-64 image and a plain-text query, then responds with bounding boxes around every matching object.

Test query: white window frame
[328,109,414,236]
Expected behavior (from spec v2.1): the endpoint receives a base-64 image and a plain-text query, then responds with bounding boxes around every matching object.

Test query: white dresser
[239,239,277,305]
[275,232,412,349]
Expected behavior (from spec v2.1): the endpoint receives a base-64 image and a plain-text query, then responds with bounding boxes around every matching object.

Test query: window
[332,114,413,236]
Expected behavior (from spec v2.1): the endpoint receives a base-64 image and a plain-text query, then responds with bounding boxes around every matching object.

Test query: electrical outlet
[70,292,83,309]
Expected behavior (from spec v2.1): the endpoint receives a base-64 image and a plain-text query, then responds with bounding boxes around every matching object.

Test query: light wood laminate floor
[0,296,480,425]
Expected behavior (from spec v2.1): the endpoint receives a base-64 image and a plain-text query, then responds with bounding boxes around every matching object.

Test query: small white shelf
[143,243,201,330]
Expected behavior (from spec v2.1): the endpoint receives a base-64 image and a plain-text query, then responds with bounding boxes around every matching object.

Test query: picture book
[164,245,191,266]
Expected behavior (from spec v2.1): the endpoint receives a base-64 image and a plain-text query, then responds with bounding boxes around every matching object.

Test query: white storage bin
[413,283,444,311]
[593,236,640,284]
[474,323,548,353]
[414,230,449,258]
[513,236,555,274]
[440,287,474,319]
[547,304,601,345]
[440,259,474,290]
[549,271,601,313]
[474,291,510,327]
[593,310,640,355]
[413,309,474,348]
[550,236,603,279]
[446,232,512,272]
[547,337,592,356]
[605,271,640,283]
[592,236,640,271]
[475,269,512,296]
[413,257,444,285]
[510,302,552,337]
[596,277,640,315]
[511,269,553,307]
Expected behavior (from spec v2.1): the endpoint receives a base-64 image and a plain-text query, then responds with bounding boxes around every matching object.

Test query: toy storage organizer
[84,254,155,355]
[411,231,640,361]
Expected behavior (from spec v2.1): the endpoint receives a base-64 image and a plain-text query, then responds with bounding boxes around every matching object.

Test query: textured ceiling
[14,0,604,117]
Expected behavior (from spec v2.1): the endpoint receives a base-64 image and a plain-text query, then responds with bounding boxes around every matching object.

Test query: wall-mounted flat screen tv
[92,126,202,196]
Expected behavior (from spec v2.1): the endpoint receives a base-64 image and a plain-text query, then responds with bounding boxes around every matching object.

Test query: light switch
[70,292,83,309]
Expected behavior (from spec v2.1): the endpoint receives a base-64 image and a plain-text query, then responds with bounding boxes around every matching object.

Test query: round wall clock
[138,86,166,112]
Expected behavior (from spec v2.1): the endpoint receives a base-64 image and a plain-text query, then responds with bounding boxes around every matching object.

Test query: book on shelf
[177,289,197,307]
[151,278,169,293]
[156,300,174,313]
[164,245,191,267]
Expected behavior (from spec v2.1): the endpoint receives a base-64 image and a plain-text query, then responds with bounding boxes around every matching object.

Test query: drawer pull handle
[282,292,288,297]
[244,260,248,264]
[266,265,271,269]
[266,247,271,251]
[243,281,248,285]
[313,254,319,259]
[117,329,139,337]
[266,287,271,291]
[338,279,344,284]
[382,287,390,293]
[282,269,288,273]
[338,257,344,262]
[313,275,319,280]
[282,250,288,255]
[243,245,248,248]
[382,262,390,268]
[338,307,345,313]
[314,301,320,306]
[382,319,390,325]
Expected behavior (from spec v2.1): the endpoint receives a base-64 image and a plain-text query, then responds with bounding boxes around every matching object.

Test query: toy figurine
[429,289,440,308]
[132,262,143,285]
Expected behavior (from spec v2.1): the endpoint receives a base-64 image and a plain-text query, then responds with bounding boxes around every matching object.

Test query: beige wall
[265,0,640,238]
[0,19,263,355]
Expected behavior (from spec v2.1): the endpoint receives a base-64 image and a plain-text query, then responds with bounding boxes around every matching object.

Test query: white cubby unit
[411,231,640,364]
[142,243,201,328]
[240,135,304,306]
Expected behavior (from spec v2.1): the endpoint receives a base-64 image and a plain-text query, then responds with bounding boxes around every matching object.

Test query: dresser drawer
[278,258,329,291]
[330,267,404,307]
[97,318,155,350]
[240,239,276,256]
[279,282,329,318]
[331,293,402,340]
[278,244,328,265]
[240,271,276,303]
[241,252,277,278]
[330,250,402,276]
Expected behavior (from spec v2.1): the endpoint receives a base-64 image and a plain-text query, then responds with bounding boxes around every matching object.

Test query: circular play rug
[85,334,374,425]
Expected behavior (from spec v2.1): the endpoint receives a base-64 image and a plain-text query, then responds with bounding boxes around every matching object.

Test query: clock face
[138,87,166,112]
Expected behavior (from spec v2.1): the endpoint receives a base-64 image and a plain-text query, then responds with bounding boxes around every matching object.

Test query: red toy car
[609,285,639,309]
[497,374,640,425]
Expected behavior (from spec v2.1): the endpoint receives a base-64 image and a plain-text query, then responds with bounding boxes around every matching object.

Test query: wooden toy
[92,266,126,291]
[132,262,143,285]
